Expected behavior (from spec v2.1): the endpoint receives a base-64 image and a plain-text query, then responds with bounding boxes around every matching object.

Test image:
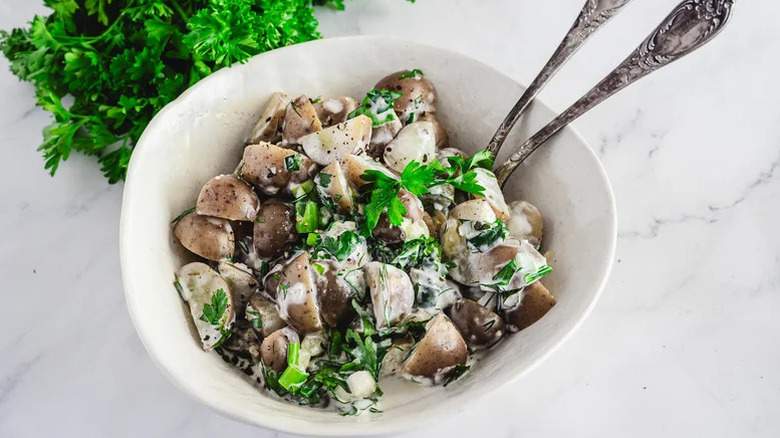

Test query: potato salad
[171,70,556,415]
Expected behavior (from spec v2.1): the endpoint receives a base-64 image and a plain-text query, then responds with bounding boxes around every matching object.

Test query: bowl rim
[120,34,617,436]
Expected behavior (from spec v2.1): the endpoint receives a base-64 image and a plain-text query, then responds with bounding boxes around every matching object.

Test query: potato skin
[218,261,259,317]
[374,70,437,123]
[282,95,322,146]
[260,327,300,373]
[277,252,323,333]
[447,299,505,349]
[248,92,290,144]
[372,190,426,244]
[245,291,286,338]
[314,260,356,328]
[253,199,297,259]
[403,313,467,378]
[314,96,358,127]
[242,142,317,196]
[417,113,448,149]
[173,212,234,261]
[366,262,414,329]
[504,281,556,331]
[507,200,544,248]
[196,175,260,221]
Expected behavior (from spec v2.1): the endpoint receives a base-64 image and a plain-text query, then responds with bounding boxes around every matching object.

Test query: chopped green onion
[296,202,320,233]
[284,153,302,171]
[524,265,553,284]
[306,233,319,246]
[313,263,326,275]
[278,365,308,391]
[291,179,315,199]
[287,342,301,366]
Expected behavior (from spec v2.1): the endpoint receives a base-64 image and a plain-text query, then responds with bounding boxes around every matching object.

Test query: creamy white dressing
[322,98,344,114]
[473,168,510,219]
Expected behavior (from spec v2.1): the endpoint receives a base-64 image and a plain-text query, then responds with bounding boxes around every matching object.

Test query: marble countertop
[1,0,778,437]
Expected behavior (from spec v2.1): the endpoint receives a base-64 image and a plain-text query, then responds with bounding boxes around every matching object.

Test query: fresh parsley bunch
[0,0,411,183]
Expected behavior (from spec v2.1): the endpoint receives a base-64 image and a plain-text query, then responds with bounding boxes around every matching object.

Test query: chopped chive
[284,153,302,172]
[313,263,326,275]
[306,233,319,246]
[296,202,320,233]
[291,179,315,199]
[171,207,196,224]
[287,342,301,366]
[278,365,308,391]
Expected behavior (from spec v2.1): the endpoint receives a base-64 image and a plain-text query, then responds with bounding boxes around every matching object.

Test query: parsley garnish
[398,69,424,79]
[524,264,553,284]
[284,153,302,172]
[311,232,360,262]
[466,219,508,252]
[200,288,229,326]
[360,152,495,232]
[247,310,263,330]
[443,364,470,386]
[348,89,403,127]
[317,172,332,188]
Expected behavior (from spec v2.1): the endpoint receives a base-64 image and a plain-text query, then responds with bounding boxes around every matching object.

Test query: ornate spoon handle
[485,0,633,156]
[495,0,735,187]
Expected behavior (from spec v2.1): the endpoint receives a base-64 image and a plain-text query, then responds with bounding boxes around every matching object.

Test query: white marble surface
[0,0,778,437]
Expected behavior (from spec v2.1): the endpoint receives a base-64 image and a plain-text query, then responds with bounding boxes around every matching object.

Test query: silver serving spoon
[485,0,634,156]
[494,0,735,187]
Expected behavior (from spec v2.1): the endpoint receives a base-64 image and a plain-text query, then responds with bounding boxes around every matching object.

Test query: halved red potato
[314,96,359,127]
[504,280,556,331]
[241,142,317,196]
[340,154,397,188]
[374,70,437,123]
[282,95,322,146]
[245,291,286,338]
[175,262,236,351]
[300,115,372,166]
[507,200,544,248]
[365,262,414,329]
[217,261,259,317]
[277,252,323,333]
[253,199,297,259]
[403,313,467,378]
[315,161,355,213]
[173,212,234,261]
[260,327,300,373]
[248,92,290,144]
[196,175,260,221]
[446,299,505,349]
[383,121,437,173]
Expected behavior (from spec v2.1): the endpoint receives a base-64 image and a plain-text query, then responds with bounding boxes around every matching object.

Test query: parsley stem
[170,0,191,24]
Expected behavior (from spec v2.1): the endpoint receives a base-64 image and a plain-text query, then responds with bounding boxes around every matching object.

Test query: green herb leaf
[285,153,302,172]
[200,288,229,326]
[398,68,424,80]
[348,89,403,127]
[171,207,196,224]
[443,364,470,386]
[311,231,360,262]
[523,264,553,284]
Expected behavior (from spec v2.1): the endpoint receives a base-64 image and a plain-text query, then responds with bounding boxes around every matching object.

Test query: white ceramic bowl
[120,35,616,436]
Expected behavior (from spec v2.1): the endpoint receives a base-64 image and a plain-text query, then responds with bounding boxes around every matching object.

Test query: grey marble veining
[1,0,779,437]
